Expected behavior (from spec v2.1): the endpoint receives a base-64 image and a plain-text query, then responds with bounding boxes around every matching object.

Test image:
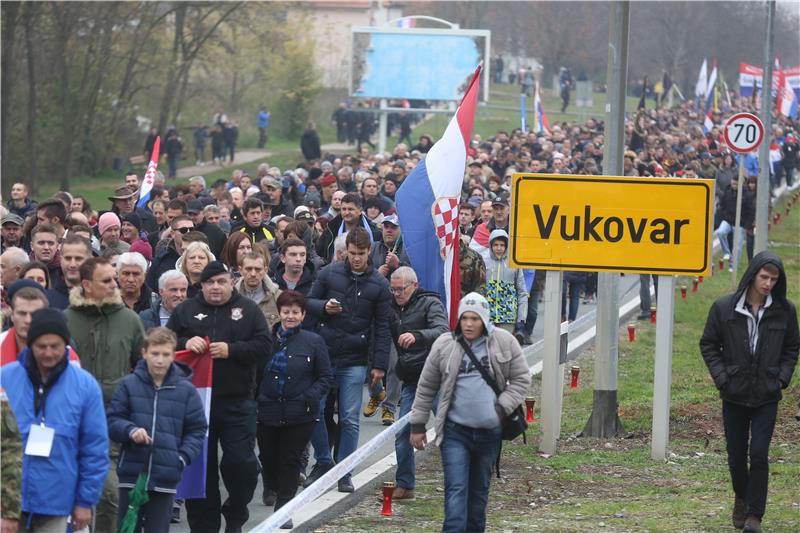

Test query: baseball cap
[491,197,509,207]
[382,214,400,226]
[187,199,204,214]
[1,213,24,226]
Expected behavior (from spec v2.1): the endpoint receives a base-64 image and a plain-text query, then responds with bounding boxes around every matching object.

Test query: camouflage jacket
[459,240,486,298]
[1,398,21,520]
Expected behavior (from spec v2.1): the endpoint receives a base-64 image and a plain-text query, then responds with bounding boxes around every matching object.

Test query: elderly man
[1,247,29,290]
[1,214,25,252]
[1,308,108,532]
[139,269,188,329]
[63,256,146,531]
[258,176,294,218]
[117,251,152,313]
[108,185,138,216]
[370,214,409,279]
[167,262,272,533]
[385,266,449,501]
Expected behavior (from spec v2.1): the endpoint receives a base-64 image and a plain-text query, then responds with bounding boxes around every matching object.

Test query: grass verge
[319,193,800,532]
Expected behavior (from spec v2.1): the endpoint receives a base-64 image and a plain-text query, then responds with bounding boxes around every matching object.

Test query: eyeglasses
[391,285,414,295]
[176,226,194,234]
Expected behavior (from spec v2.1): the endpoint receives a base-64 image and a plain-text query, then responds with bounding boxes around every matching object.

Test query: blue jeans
[309,365,367,470]
[395,384,438,489]
[561,280,585,322]
[167,154,178,178]
[714,220,744,264]
[523,288,542,337]
[440,421,502,533]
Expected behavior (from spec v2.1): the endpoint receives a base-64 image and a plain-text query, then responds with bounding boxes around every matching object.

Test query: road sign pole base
[580,389,625,438]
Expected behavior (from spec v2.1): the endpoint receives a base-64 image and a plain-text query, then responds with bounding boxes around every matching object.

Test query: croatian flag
[778,67,798,118]
[175,344,213,499]
[534,83,551,136]
[703,60,718,133]
[136,136,160,209]
[396,65,481,328]
[695,58,708,109]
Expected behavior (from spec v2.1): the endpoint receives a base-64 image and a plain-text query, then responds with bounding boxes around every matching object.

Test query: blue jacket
[258,327,333,426]
[307,260,392,370]
[139,297,164,330]
[107,359,207,493]
[0,349,108,516]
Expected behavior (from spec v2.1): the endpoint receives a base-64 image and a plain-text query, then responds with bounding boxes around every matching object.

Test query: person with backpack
[409,293,530,533]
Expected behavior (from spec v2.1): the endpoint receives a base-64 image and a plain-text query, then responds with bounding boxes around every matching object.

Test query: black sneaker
[262,488,277,506]
[337,474,354,493]
[302,461,333,488]
[170,504,181,524]
[280,519,294,529]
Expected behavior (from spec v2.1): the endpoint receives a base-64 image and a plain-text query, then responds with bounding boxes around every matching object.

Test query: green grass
[320,192,800,532]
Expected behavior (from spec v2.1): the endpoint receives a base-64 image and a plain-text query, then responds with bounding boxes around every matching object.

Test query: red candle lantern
[698,275,703,284]
[525,397,536,423]
[570,366,580,388]
[692,277,699,293]
[680,285,687,299]
[627,323,636,342]
[381,481,395,517]
[719,258,725,270]
[650,306,657,324]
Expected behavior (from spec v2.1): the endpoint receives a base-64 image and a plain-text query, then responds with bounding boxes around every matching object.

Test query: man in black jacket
[315,193,381,264]
[167,261,272,533]
[304,228,391,493]
[700,251,799,533]
[387,266,449,501]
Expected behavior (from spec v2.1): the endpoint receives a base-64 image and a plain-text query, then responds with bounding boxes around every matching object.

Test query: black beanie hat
[200,261,230,283]
[27,308,71,347]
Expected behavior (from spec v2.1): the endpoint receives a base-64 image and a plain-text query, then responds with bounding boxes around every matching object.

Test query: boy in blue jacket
[107,327,207,532]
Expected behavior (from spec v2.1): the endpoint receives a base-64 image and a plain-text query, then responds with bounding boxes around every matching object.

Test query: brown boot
[732,496,747,529]
[376,486,416,503]
[743,516,762,533]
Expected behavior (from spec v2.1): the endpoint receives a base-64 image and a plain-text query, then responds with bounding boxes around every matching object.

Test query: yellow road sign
[509,174,715,275]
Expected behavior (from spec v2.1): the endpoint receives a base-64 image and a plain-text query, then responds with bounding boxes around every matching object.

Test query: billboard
[350,26,490,102]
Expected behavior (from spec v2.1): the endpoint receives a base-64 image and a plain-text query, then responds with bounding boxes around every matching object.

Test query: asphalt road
[171,274,643,532]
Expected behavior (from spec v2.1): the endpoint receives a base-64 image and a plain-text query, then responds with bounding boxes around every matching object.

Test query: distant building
[289,1,406,89]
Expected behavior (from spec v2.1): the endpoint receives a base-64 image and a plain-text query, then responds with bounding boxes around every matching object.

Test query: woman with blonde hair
[176,241,215,298]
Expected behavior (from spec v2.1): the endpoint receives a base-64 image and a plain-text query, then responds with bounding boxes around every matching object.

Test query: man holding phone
[305,227,392,492]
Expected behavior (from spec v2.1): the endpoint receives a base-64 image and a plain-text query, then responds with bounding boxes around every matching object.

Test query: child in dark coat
[107,327,207,532]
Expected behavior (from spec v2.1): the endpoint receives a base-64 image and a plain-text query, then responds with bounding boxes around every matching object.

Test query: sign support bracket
[651,274,675,460]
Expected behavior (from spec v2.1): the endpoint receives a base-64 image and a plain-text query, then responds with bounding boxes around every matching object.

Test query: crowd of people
[1,90,799,533]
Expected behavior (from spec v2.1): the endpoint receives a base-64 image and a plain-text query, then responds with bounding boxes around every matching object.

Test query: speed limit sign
[723,112,764,154]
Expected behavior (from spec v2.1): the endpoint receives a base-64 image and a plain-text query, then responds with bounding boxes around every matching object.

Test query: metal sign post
[539,269,564,455]
[651,274,676,460]
[723,112,765,286]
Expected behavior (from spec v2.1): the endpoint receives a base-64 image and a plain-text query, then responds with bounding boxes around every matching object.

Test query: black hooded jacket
[700,251,799,407]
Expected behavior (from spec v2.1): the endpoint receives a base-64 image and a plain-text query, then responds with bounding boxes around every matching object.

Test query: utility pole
[582,0,628,438]
[754,0,775,254]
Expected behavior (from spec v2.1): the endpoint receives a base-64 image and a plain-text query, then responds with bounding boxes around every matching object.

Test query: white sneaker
[723,254,730,261]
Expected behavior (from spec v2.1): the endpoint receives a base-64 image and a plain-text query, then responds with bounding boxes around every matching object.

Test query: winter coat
[485,230,528,325]
[5,197,37,219]
[1,349,108,516]
[139,297,167,330]
[235,275,281,329]
[700,251,799,407]
[46,275,71,311]
[107,359,207,493]
[717,184,738,225]
[257,327,333,426]
[63,288,146,405]
[369,239,410,277]
[300,128,321,161]
[307,260,392,370]
[146,239,181,292]
[196,219,227,258]
[409,328,531,446]
[167,291,272,399]
[270,260,317,296]
[315,214,381,264]
[390,289,450,385]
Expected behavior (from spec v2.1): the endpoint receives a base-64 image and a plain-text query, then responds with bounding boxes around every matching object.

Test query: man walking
[167,261,272,533]
[700,251,799,533]
[1,308,108,532]
[305,228,392,492]
[386,266,449,501]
